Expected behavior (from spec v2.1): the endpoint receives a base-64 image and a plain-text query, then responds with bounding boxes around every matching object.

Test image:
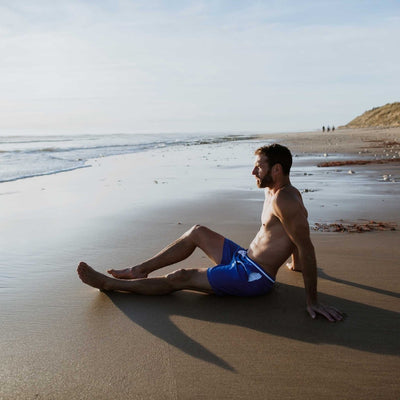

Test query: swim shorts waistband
[237,249,275,284]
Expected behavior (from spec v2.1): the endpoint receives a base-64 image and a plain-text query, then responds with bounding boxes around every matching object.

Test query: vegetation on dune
[344,102,400,128]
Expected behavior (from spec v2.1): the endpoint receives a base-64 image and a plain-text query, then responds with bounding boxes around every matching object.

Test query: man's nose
[251,167,256,175]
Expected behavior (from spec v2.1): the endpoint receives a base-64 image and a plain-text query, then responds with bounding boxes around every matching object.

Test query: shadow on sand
[105,283,399,372]
[318,267,400,298]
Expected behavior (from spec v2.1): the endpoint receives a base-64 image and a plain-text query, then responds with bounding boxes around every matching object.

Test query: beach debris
[348,170,355,174]
[362,139,400,148]
[301,188,317,193]
[154,180,158,184]
[318,158,400,167]
[380,174,397,182]
[312,221,397,233]
[379,173,398,182]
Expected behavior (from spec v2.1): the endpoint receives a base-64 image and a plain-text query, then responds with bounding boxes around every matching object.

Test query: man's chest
[261,198,281,228]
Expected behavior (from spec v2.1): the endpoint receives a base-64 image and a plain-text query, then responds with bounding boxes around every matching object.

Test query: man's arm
[273,193,343,322]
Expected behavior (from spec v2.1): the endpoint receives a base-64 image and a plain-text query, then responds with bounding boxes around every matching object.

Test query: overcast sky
[1,0,399,135]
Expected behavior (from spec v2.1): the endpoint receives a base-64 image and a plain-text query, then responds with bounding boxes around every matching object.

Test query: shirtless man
[78,144,342,322]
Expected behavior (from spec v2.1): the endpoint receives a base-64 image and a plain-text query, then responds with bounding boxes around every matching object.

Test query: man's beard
[257,171,273,188]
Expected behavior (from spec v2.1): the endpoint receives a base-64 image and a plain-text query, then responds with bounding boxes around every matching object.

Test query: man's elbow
[298,244,317,267]
[297,240,315,256]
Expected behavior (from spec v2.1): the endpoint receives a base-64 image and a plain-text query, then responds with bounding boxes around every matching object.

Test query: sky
[0,0,399,135]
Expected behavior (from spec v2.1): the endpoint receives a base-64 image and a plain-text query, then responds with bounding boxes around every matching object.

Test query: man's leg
[108,225,225,279]
[77,262,213,294]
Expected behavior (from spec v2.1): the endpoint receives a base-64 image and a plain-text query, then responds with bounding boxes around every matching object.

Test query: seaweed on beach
[361,139,400,147]
[317,159,400,167]
[190,134,261,146]
[312,221,397,233]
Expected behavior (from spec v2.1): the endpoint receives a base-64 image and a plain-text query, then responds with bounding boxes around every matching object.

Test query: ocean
[0,133,258,184]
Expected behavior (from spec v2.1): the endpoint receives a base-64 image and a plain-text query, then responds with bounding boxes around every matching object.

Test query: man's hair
[255,144,292,175]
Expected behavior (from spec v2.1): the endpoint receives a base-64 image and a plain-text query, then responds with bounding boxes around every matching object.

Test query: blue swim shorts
[207,239,275,297]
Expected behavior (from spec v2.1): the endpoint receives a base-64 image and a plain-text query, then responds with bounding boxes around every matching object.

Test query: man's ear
[272,163,282,176]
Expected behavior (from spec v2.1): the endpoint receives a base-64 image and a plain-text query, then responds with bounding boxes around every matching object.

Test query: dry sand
[1,128,399,399]
[266,126,400,156]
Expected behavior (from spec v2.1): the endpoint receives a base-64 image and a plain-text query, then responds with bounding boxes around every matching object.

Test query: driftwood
[312,221,397,233]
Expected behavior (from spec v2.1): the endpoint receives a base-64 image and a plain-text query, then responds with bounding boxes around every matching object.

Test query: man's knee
[166,269,195,288]
[187,224,208,241]
[166,268,212,293]
[188,224,201,234]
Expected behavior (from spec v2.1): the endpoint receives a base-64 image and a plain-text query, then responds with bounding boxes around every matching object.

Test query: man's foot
[77,262,111,290]
[107,265,148,279]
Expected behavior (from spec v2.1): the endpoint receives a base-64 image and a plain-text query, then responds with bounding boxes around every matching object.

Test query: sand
[268,126,400,155]
[1,128,399,399]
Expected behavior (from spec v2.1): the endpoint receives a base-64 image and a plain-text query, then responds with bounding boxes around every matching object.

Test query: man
[78,144,342,322]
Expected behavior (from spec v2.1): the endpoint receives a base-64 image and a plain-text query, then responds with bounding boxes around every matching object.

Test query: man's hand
[307,303,343,322]
[286,261,302,272]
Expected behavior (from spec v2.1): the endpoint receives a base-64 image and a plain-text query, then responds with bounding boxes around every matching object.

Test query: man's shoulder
[273,186,303,215]
[275,185,301,203]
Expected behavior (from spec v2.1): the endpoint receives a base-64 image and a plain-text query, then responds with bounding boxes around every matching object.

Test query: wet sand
[1,128,399,399]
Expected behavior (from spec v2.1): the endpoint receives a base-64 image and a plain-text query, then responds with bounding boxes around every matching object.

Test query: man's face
[252,154,273,188]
